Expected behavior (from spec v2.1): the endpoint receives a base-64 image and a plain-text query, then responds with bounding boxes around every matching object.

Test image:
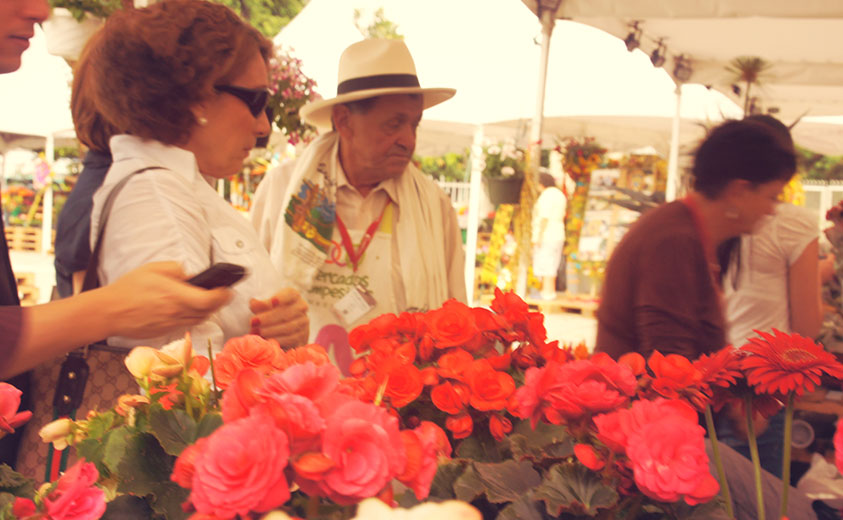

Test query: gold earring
[198,116,208,126]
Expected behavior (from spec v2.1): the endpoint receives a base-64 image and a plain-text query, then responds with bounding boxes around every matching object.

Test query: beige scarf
[276,132,449,311]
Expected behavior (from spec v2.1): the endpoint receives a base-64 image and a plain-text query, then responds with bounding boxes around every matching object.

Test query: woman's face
[186,51,271,179]
[735,179,788,233]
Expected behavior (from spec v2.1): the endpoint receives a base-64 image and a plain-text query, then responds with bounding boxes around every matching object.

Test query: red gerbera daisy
[694,346,743,392]
[741,329,843,396]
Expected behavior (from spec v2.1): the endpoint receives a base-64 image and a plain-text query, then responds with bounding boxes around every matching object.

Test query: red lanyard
[335,201,390,272]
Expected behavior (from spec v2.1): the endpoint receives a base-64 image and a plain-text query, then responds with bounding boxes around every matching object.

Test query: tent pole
[516,7,555,297]
[42,134,54,255]
[464,124,485,304]
[665,83,682,202]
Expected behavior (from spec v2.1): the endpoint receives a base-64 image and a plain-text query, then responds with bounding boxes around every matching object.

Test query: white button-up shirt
[91,135,281,351]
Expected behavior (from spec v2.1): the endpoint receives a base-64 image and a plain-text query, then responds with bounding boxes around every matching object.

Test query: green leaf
[427,459,467,500]
[148,407,198,456]
[116,433,186,519]
[453,464,485,503]
[508,420,574,461]
[103,425,134,476]
[84,410,118,440]
[473,459,542,504]
[196,412,223,439]
[0,464,34,498]
[76,438,109,476]
[454,426,504,462]
[533,463,618,517]
[497,493,545,520]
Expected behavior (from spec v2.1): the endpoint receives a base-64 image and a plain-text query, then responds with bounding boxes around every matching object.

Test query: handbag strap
[46,166,162,482]
[81,166,163,292]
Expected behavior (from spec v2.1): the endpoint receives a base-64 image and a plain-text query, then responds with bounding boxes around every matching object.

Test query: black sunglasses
[214,85,270,117]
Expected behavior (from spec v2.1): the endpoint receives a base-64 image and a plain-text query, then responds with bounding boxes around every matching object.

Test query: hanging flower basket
[484,175,524,206]
[42,8,103,61]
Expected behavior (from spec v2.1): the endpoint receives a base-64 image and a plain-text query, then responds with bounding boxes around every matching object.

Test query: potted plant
[482,140,526,206]
[262,45,321,148]
[43,0,130,61]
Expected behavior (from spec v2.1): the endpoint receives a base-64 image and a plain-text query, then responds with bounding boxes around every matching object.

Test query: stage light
[673,54,693,82]
[624,22,641,52]
[650,40,666,68]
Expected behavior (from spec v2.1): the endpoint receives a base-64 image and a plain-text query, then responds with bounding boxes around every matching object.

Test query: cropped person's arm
[788,238,823,339]
[1,262,230,379]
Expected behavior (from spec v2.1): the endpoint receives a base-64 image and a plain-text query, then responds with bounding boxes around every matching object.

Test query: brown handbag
[16,167,161,482]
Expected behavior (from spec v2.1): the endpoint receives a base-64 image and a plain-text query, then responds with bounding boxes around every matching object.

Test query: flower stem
[307,495,320,518]
[744,394,765,520]
[780,393,794,518]
[704,405,735,518]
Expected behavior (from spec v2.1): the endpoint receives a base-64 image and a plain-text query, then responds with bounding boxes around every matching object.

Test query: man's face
[0,0,49,74]
[339,94,424,183]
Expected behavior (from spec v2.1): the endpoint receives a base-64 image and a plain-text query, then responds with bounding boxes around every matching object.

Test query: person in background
[53,26,115,298]
[531,172,566,300]
[86,0,308,351]
[595,118,819,520]
[252,39,466,373]
[717,115,825,478]
[0,0,231,467]
[722,115,823,347]
[595,119,796,360]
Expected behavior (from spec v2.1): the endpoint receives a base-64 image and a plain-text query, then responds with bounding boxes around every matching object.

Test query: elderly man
[252,39,466,368]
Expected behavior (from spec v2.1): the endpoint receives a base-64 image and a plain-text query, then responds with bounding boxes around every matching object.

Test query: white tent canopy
[523,0,843,122]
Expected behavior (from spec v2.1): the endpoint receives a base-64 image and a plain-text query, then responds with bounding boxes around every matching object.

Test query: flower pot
[484,176,524,206]
[42,8,103,61]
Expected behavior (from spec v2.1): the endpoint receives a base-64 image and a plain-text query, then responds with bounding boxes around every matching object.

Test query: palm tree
[726,56,772,115]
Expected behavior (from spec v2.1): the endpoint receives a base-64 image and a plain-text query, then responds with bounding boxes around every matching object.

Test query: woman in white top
[721,115,823,346]
[87,0,308,351]
[532,173,567,299]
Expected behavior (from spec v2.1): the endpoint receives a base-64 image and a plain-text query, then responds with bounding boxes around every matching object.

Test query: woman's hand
[249,288,309,348]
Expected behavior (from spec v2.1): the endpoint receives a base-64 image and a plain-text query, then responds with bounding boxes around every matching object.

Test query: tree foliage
[354,7,403,40]
[210,0,308,38]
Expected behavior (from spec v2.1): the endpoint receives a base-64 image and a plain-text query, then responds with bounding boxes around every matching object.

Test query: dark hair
[692,119,796,199]
[714,116,796,287]
[539,172,556,188]
[90,0,272,145]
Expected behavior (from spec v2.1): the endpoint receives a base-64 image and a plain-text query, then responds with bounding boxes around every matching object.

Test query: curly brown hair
[90,0,272,145]
[71,27,118,153]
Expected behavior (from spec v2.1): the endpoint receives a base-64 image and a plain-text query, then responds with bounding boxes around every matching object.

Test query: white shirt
[532,186,567,244]
[91,135,282,351]
[724,203,819,346]
[251,158,466,326]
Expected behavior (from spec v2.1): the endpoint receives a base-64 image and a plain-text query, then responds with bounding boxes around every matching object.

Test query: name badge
[333,284,377,326]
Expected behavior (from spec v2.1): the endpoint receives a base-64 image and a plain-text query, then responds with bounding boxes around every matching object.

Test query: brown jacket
[595,201,726,361]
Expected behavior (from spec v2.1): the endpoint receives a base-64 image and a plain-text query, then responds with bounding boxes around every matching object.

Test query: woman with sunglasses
[85,0,309,351]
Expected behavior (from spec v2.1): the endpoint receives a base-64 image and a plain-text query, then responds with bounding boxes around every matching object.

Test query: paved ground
[10,251,598,350]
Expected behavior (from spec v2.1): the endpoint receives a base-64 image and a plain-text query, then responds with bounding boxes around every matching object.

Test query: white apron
[309,204,396,375]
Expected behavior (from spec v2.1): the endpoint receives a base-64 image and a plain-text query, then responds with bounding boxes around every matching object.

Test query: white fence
[436,180,471,207]
[803,181,843,237]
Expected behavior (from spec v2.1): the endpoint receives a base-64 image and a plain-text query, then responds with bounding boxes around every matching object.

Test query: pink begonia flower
[0,382,32,435]
[512,357,636,427]
[262,361,340,402]
[398,421,451,500]
[316,401,406,505]
[12,497,36,517]
[604,399,719,506]
[220,368,265,423]
[190,413,290,518]
[42,460,106,520]
[252,394,326,453]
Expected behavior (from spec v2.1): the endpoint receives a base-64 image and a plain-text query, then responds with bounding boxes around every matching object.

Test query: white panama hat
[300,39,456,129]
